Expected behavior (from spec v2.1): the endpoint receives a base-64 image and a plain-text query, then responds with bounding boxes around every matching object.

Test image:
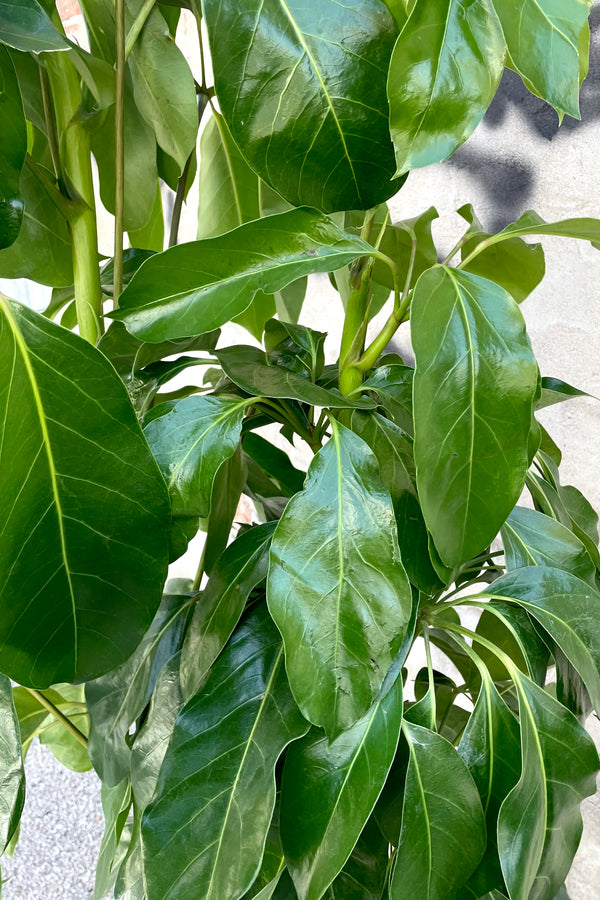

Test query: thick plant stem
[45,53,103,343]
[25,688,88,749]
[114,0,126,304]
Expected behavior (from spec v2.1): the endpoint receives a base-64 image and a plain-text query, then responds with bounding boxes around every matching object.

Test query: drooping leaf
[0,0,69,53]
[388,0,505,175]
[142,604,309,900]
[498,672,599,900]
[411,267,538,567]
[558,483,600,569]
[203,0,403,213]
[491,0,591,119]
[268,421,412,737]
[128,182,164,253]
[0,675,24,853]
[143,394,248,518]
[93,780,133,900]
[113,209,380,341]
[502,507,597,587]
[0,45,26,249]
[216,345,375,410]
[389,721,486,899]
[281,669,403,900]
[476,210,600,252]
[180,522,277,701]
[243,432,305,498]
[86,591,194,786]
[0,298,170,687]
[537,377,595,409]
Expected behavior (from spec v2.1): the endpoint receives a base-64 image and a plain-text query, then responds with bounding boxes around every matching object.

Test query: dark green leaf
[268,421,412,737]
[180,522,277,701]
[390,721,486,899]
[216,345,375,410]
[558,483,600,568]
[98,319,218,379]
[388,0,505,175]
[264,320,326,383]
[0,45,26,249]
[6,47,46,132]
[143,394,248,518]
[202,445,247,575]
[241,797,286,900]
[0,675,24,853]
[474,602,551,687]
[0,298,170,687]
[491,0,591,119]
[243,433,305,498]
[281,670,403,900]
[325,816,390,900]
[411,267,538,567]
[537,377,595,409]
[203,0,402,213]
[113,209,380,341]
[128,182,165,253]
[0,0,69,53]
[502,507,597,587]
[362,364,414,435]
[142,604,309,900]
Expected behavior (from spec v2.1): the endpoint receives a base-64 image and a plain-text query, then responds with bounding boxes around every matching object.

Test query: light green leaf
[467,210,600,255]
[142,604,309,900]
[0,0,69,53]
[268,421,412,737]
[411,267,538,567]
[113,208,379,341]
[388,0,505,175]
[0,298,170,687]
[0,675,24,854]
[93,780,132,900]
[0,45,26,249]
[203,0,402,213]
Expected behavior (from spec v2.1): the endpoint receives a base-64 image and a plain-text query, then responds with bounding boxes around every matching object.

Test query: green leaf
[98,319,218,379]
[203,0,402,213]
[268,421,412,737]
[180,522,277,701]
[388,0,505,175]
[558,483,600,568]
[0,0,69,53]
[128,1,197,171]
[502,507,597,587]
[113,208,379,341]
[241,797,286,900]
[128,182,164,253]
[93,780,132,900]
[325,815,390,900]
[498,672,599,900]
[0,298,170,687]
[0,160,73,285]
[264,320,326,383]
[537,377,595,409]
[457,204,546,304]
[142,604,309,900]
[487,567,600,715]
[281,670,403,900]
[362,364,414,435]
[38,708,91,773]
[216,345,375,410]
[474,602,551,687]
[0,45,26,249]
[143,394,248,518]
[389,721,486,899]
[0,675,25,854]
[243,432,305,498]
[67,43,115,109]
[491,0,591,119]
[411,267,538,567]
[86,591,194,786]
[475,210,600,253]
[201,446,247,575]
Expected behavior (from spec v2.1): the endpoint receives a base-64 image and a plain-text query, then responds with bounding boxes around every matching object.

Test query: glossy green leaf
[458,204,546,304]
[411,267,538,567]
[0,675,24,853]
[0,298,170,687]
[114,209,379,341]
[502,507,597,587]
[86,591,194,786]
[0,45,26,249]
[144,394,248,518]
[216,346,375,410]
[282,670,402,900]
[537,377,595,409]
[475,210,600,253]
[474,600,551,687]
[388,0,505,175]
[558,483,600,568]
[389,721,486,899]
[498,672,599,900]
[0,0,69,53]
[142,604,309,900]
[491,0,591,119]
[362,364,414,435]
[98,319,218,379]
[0,161,72,286]
[325,816,390,900]
[240,796,286,900]
[93,780,133,900]
[486,567,600,715]
[243,433,305,498]
[201,445,247,579]
[268,421,412,737]
[264,320,326,383]
[203,0,402,213]
[180,522,277,701]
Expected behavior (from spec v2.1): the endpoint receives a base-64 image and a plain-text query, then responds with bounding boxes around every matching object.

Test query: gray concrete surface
[1,4,599,899]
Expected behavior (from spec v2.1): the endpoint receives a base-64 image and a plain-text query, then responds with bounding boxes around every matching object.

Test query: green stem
[193,538,207,591]
[25,688,88,749]
[124,0,155,60]
[114,0,126,304]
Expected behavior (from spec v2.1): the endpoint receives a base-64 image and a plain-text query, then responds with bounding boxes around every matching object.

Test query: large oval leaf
[388,0,505,175]
[0,298,170,687]
[142,604,309,900]
[0,0,69,53]
[203,0,402,213]
[0,674,24,853]
[281,671,403,900]
[113,209,377,341]
[411,267,538,568]
[268,421,412,738]
[0,45,26,249]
